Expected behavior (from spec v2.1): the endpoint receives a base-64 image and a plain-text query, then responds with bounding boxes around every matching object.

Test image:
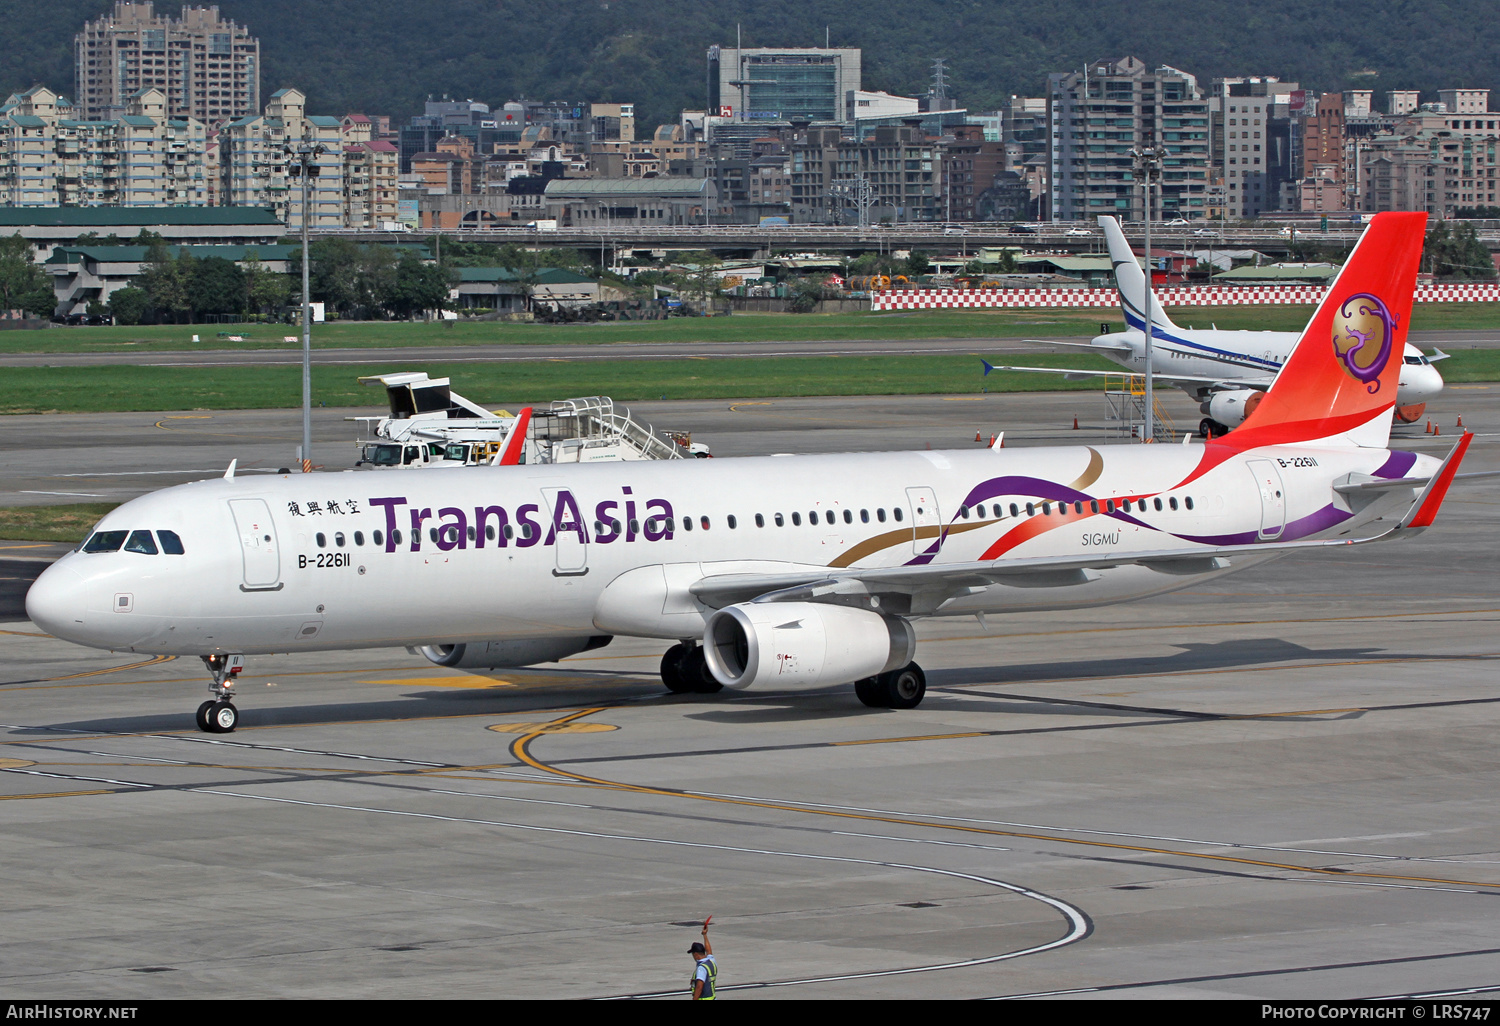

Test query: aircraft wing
[1020,338,1135,354]
[689,436,1474,612]
[982,360,1241,390]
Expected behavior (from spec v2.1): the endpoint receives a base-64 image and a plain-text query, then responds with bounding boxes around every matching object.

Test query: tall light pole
[285,138,325,472]
[1131,143,1166,443]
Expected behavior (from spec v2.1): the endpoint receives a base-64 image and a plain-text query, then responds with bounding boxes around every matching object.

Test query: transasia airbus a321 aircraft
[26,212,1473,733]
[992,214,1448,438]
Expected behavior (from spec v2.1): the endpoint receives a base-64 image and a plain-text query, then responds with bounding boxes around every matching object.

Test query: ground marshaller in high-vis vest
[688,916,717,1000]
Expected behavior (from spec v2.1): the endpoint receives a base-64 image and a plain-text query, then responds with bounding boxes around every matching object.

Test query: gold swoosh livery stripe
[1068,447,1104,491]
[828,520,999,568]
[826,446,1102,569]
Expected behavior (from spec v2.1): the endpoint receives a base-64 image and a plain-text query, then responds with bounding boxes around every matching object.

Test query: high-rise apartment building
[75,2,260,123]
[0,85,208,208]
[1048,57,1210,221]
[1210,77,1301,219]
[220,89,343,229]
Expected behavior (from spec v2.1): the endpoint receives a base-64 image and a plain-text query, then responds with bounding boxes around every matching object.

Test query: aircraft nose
[25,562,90,640]
[1403,365,1444,403]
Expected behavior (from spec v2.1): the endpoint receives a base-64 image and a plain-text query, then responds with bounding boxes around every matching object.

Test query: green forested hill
[8,0,1500,130]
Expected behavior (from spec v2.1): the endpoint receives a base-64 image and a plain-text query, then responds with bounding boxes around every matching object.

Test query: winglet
[223,458,237,480]
[1401,432,1473,529]
[495,407,533,466]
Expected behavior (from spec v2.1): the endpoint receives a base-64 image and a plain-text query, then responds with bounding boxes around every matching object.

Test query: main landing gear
[855,663,927,709]
[660,642,724,694]
[196,654,245,733]
[1199,417,1231,439]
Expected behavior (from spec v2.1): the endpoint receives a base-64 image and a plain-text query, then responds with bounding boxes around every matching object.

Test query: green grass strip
[0,503,120,542]
[5,345,1499,415]
[5,301,1497,354]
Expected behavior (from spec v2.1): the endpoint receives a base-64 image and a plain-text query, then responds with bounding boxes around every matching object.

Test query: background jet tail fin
[1223,211,1427,450]
[1098,215,1180,332]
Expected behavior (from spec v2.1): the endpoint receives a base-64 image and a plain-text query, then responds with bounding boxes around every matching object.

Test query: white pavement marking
[192,786,1091,995]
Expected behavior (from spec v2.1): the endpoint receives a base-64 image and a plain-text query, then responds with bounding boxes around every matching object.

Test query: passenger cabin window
[1153,498,1163,511]
[392,529,403,545]
[893,508,904,522]
[353,531,365,547]
[727,515,737,529]
[1025,503,1034,516]
[1011,503,1020,517]
[775,513,785,527]
[124,530,158,554]
[1169,497,1179,511]
[701,516,711,531]
[843,510,852,524]
[1090,501,1099,514]
[157,530,185,555]
[876,509,886,522]
[792,512,802,526]
[755,514,765,527]
[1185,496,1195,511]
[860,509,869,523]
[335,532,346,547]
[373,529,384,546]
[83,530,128,553]
[316,532,327,548]
[959,506,969,519]
[1105,500,1115,513]
[682,516,693,531]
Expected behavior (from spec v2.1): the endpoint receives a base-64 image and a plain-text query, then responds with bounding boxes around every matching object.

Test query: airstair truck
[350,372,705,469]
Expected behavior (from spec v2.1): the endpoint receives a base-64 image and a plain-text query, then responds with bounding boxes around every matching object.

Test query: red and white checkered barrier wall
[869,283,1500,311]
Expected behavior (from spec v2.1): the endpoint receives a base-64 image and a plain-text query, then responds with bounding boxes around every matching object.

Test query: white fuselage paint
[28,441,1435,659]
[1096,327,1444,407]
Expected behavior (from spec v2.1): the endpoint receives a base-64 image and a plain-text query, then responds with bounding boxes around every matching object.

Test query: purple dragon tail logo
[1331,292,1396,394]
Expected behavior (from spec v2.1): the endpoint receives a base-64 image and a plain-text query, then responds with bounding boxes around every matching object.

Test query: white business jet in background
[27,213,1470,733]
[993,214,1447,437]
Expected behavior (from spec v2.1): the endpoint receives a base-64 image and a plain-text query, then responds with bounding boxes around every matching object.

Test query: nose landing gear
[196,654,245,733]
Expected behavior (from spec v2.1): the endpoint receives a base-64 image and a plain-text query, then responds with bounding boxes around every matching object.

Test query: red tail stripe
[498,407,532,466]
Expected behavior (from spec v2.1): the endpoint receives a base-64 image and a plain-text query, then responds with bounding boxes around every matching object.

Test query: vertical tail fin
[1099,215,1180,332]
[1227,211,1427,449]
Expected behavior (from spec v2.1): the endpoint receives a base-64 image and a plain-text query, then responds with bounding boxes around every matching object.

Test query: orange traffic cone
[975,431,982,442]
[1457,415,1464,428]
[1434,424,1441,436]
[1426,420,1433,434]
[989,434,997,447]
[1072,416,1079,430]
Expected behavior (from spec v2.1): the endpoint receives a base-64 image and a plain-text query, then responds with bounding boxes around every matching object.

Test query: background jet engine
[702,601,915,691]
[1202,388,1264,427]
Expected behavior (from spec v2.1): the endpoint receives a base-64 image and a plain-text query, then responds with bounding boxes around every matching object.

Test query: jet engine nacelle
[419,635,611,669]
[702,601,915,691]
[1202,389,1264,427]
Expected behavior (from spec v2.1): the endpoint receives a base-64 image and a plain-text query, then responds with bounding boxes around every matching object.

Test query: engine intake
[702,602,914,691]
[420,635,611,669]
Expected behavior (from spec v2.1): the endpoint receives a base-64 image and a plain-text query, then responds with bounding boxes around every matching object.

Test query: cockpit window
[157,530,185,555]
[124,530,158,554]
[82,530,128,553]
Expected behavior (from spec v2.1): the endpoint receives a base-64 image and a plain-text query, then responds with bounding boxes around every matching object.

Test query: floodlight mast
[285,138,325,471]
[1131,143,1167,442]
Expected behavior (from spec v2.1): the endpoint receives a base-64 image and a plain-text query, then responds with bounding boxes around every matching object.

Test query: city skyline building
[74,2,260,123]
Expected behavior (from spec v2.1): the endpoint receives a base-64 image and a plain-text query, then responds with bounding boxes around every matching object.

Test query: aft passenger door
[905,486,941,555]
[1246,459,1286,540]
[228,498,282,590]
